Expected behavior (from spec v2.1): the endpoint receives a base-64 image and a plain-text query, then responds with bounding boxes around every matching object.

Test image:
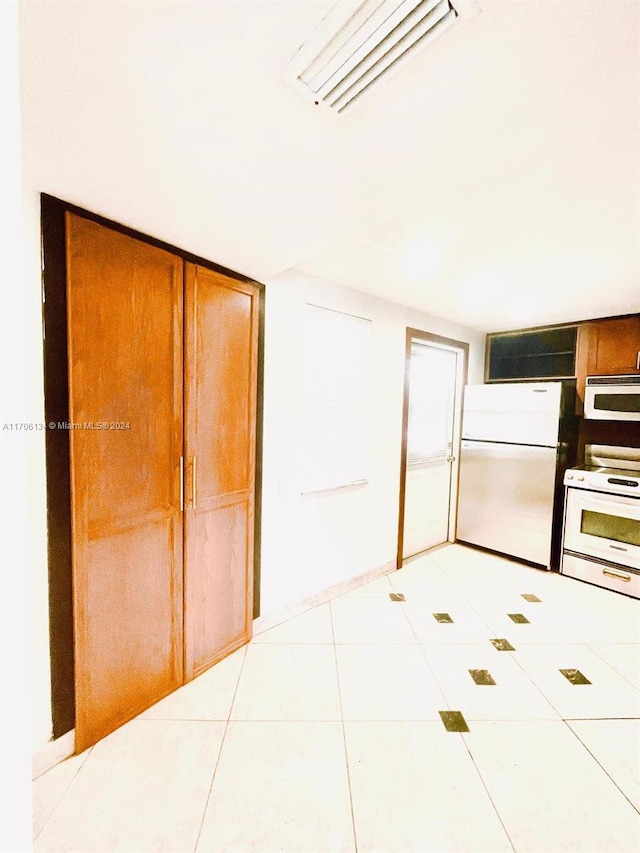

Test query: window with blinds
[301,304,371,494]
[407,343,457,465]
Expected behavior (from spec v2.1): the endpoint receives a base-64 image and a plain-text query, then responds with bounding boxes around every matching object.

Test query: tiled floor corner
[33,544,640,851]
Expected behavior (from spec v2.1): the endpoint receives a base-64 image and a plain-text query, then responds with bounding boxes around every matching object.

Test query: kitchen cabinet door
[590,316,640,375]
[67,214,184,752]
[183,264,259,680]
[485,326,577,382]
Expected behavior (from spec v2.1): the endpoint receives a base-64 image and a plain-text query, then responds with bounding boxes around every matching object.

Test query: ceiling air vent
[284,0,480,114]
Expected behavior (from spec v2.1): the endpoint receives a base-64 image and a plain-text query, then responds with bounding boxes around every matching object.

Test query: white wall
[2,2,36,846]
[0,7,52,760]
[259,269,484,617]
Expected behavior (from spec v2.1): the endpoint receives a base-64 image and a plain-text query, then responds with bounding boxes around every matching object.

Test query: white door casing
[402,340,464,560]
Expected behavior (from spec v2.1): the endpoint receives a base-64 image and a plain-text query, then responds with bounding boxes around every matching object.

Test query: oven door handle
[572,491,640,512]
[602,568,632,583]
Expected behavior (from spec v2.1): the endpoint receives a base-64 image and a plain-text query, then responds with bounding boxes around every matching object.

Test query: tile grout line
[192,644,249,853]
[583,643,640,691]
[524,598,586,645]
[505,643,597,721]
[397,599,452,713]
[459,730,518,853]
[462,592,579,721]
[464,591,533,638]
[33,745,95,842]
[435,550,528,851]
[563,720,640,816]
[393,557,480,716]
[329,599,359,853]
[395,556,510,715]
[456,565,638,721]
[33,545,639,851]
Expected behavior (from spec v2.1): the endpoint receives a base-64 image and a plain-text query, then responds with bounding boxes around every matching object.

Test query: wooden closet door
[184,264,258,679]
[66,214,184,752]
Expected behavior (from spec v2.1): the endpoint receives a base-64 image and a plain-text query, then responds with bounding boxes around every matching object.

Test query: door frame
[41,194,265,739]
[396,328,469,569]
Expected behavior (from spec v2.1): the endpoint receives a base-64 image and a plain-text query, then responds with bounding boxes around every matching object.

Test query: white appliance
[456,382,575,568]
[584,375,640,421]
[561,445,640,598]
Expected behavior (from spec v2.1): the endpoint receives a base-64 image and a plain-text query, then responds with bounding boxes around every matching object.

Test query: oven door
[564,488,640,569]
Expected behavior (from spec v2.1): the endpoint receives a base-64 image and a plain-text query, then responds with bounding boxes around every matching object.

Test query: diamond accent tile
[560,668,592,685]
[439,710,470,732]
[490,639,516,652]
[469,669,497,686]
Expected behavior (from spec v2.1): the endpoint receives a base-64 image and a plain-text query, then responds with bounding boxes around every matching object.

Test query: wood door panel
[184,264,258,680]
[75,520,180,746]
[186,498,252,676]
[188,274,255,496]
[68,255,179,528]
[593,316,640,374]
[66,213,184,751]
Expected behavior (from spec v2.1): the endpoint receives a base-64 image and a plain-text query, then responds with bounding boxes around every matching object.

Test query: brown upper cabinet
[486,314,639,416]
[580,316,640,376]
[575,316,640,414]
[65,213,259,752]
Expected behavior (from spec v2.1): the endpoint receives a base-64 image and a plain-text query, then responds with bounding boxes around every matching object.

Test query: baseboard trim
[253,559,396,636]
[32,729,75,779]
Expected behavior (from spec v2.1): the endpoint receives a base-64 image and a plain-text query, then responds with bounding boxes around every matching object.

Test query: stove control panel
[564,468,640,496]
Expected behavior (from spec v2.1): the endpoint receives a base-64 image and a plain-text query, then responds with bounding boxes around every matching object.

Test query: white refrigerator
[456,382,575,568]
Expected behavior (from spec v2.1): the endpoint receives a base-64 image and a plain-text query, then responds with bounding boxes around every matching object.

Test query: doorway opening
[397,329,468,568]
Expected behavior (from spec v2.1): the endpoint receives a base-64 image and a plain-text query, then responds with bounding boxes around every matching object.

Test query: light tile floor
[33,544,640,852]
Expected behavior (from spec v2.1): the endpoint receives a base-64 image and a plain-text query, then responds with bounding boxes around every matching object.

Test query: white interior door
[402,342,461,560]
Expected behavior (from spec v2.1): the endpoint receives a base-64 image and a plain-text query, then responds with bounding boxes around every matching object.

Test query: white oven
[564,489,640,568]
[561,446,640,597]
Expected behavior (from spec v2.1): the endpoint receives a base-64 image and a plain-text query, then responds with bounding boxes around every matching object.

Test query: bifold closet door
[66,214,184,752]
[184,264,258,679]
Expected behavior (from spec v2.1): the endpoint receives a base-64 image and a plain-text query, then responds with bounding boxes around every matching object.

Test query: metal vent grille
[284,0,479,114]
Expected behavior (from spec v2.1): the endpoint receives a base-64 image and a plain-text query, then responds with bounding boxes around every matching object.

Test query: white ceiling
[19,0,640,332]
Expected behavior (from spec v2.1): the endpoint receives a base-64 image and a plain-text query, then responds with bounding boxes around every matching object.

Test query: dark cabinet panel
[486,326,577,382]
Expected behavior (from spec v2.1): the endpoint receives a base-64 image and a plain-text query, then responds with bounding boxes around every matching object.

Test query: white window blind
[301,304,371,494]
